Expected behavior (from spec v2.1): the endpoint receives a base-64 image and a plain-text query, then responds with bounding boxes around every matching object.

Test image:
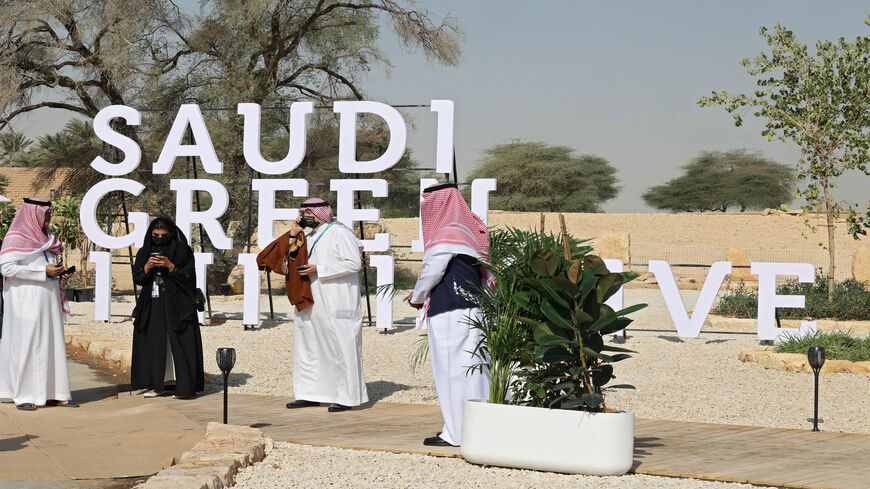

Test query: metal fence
[629,242,855,282]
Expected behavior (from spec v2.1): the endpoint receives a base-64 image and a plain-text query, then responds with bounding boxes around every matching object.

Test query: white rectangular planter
[461,399,635,475]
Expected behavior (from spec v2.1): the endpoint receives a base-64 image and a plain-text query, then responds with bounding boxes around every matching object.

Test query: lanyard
[307,219,335,257]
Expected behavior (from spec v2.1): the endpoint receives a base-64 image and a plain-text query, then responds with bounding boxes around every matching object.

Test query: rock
[86,339,125,358]
[725,248,753,281]
[69,333,107,351]
[226,265,285,294]
[140,466,224,489]
[227,265,246,295]
[136,423,267,489]
[739,347,870,374]
[852,246,870,283]
[592,232,630,263]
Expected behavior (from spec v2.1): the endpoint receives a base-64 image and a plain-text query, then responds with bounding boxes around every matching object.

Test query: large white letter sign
[603,259,626,338]
[650,260,732,338]
[603,259,625,310]
[471,178,497,229]
[331,179,390,252]
[80,179,149,249]
[194,253,213,324]
[334,101,407,173]
[411,178,440,252]
[90,251,112,321]
[239,102,313,175]
[154,104,222,174]
[91,105,142,176]
[253,179,308,248]
[751,262,816,341]
[237,253,260,326]
[170,179,232,249]
[369,255,394,330]
[431,100,455,174]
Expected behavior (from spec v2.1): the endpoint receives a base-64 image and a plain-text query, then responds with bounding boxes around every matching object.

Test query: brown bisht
[256,230,314,311]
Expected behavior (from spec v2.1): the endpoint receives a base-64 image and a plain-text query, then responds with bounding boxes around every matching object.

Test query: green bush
[777,330,870,362]
[712,280,758,318]
[713,275,870,321]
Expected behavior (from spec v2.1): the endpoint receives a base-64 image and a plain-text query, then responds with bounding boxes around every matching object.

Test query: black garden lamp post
[807,346,825,432]
[216,347,236,424]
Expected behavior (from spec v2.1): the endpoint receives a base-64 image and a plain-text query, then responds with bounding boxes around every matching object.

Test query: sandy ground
[65,286,870,488]
[95,211,870,291]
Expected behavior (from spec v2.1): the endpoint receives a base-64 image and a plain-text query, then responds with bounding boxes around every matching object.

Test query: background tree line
[0,0,463,288]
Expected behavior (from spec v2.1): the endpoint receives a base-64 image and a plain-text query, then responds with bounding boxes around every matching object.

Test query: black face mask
[299,215,318,228]
[151,235,171,247]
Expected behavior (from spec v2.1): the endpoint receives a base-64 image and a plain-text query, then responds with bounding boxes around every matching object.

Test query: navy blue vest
[428,254,483,318]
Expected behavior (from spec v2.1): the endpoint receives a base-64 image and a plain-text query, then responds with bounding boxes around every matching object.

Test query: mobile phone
[60,265,76,277]
[150,252,160,258]
[295,265,308,271]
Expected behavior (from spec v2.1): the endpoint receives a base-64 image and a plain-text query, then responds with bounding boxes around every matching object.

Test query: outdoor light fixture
[216,347,236,424]
[807,346,825,432]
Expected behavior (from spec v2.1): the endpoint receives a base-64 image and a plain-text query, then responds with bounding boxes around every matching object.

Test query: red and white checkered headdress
[0,197,69,317]
[420,183,489,259]
[299,197,358,237]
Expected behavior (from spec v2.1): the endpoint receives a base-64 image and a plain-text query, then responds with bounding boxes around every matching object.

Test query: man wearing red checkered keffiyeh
[282,198,368,413]
[409,183,490,447]
[0,197,76,410]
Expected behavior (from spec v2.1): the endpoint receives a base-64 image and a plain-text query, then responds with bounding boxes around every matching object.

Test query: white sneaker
[143,390,164,398]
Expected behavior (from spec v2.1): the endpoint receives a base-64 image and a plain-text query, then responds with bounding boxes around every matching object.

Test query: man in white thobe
[284,198,368,412]
[409,183,490,447]
[0,197,76,410]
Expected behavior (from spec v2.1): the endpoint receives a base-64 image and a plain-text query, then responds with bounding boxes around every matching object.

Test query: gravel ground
[65,288,870,488]
[231,442,758,489]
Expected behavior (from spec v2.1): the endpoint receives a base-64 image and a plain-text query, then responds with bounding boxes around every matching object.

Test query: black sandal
[45,400,79,407]
[15,403,36,411]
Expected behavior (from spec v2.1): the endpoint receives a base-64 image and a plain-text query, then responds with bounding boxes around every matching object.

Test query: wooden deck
[160,392,870,488]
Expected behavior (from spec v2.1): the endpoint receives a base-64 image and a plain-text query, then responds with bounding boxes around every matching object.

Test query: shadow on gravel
[0,435,33,452]
[374,324,418,335]
[705,338,732,344]
[203,372,253,393]
[656,335,685,343]
[254,319,289,330]
[366,380,413,403]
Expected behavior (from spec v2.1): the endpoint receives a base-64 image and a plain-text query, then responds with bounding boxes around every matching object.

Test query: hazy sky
[13,1,870,213]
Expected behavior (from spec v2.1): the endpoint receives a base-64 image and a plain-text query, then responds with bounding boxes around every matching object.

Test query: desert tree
[643,150,794,212]
[468,141,620,213]
[699,24,870,298]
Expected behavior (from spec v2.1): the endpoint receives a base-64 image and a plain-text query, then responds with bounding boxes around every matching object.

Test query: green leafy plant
[516,251,646,411]
[0,202,15,240]
[466,228,593,404]
[469,224,646,412]
[777,329,870,362]
[714,275,870,321]
[50,196,91,288]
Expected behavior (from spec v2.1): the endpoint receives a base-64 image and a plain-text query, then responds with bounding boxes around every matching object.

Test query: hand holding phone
[295,265,308,271]
[59,265,76,277]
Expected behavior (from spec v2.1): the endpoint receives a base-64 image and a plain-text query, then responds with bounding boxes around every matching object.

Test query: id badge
[151,285,160,298]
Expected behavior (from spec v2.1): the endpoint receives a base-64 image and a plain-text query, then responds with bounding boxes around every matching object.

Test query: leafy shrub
[470,227,647,411]
[713,275,870,321]
[712,280,758,318]
[777,330,870,362]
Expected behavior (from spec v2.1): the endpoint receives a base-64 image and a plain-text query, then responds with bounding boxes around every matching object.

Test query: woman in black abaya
[131,217,204,399]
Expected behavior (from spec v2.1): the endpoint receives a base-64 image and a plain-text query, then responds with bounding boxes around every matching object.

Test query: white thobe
[412,248,489,446]
[0,252,71,405]
[293,222,368,406]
